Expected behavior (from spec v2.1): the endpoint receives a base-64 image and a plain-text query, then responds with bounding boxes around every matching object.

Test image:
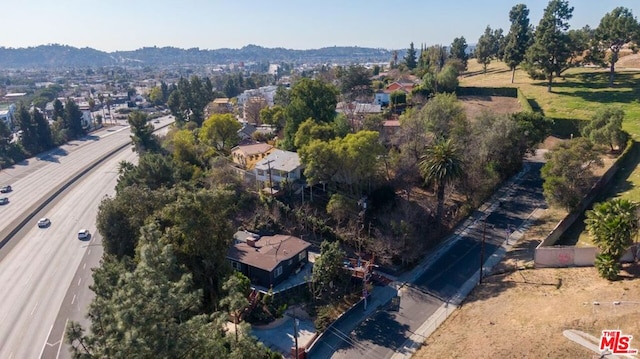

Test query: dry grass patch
[414,266,640,359]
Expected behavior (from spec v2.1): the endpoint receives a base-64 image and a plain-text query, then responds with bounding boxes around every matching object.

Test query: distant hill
[0,44,398,69]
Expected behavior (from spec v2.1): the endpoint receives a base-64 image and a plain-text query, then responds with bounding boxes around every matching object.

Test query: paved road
[0,117,172,358]
[314,158,547,359]
[39,148,138,359]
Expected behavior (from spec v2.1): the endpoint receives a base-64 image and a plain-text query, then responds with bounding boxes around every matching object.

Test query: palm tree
[419,137,464,226]
[585,198,639,280]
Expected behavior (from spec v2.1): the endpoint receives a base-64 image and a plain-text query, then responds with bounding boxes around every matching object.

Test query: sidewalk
[307,157,547,359]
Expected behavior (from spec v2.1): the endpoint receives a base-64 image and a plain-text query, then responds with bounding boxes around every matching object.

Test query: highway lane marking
[77,277,82,286]
[8,352,13,359]
[71,294,76,305]
[87,249,91,255]
[30,302,39,316]
[55,319,69,359]
[83,262,86,270]
[38,324,54,358]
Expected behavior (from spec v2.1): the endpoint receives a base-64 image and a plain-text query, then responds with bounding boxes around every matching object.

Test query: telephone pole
[263,159,274,193]
[480,219,486,284]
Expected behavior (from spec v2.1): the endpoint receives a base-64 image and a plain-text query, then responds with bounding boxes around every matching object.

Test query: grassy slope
[460,60,640,246]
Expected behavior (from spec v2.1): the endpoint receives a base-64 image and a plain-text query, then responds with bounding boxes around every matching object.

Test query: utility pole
[292,312,299,359]
[480,219,486,284]
[264,159,274,193]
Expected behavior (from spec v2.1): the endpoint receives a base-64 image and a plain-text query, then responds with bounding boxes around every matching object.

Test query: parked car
[37,218,51,228]
[78,229,90,240]
[0,185,12,193]
[0,197,8,205]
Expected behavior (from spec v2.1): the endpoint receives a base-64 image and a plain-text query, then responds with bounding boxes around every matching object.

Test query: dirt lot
[458,95,522,120]
[414,266,640,358]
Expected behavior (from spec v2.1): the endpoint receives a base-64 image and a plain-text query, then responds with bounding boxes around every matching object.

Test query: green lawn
[461,60,640,246]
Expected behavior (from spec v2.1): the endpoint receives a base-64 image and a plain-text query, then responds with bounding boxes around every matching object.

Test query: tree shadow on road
[352,310,410,351]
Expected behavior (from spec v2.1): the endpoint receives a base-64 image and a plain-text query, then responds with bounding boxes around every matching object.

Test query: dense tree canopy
[339,65,372,101]
[541,137,603,211]
[283,78,338,150]
[198,113,241,154]
[67,238,270,358]
[299,130,383,195]
[581,107,628,152]
[167,75,214,126]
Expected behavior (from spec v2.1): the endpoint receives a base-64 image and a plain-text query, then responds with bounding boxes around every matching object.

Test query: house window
[274,266,283,277]
[231,261,241,271]
[298,251,306,261]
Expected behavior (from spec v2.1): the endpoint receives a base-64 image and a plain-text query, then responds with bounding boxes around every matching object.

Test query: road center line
[71,294,76,305]
[77,277,82,286]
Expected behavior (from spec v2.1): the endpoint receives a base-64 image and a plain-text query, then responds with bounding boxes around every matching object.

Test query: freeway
[0,147,136,359]
[0,118,172,358]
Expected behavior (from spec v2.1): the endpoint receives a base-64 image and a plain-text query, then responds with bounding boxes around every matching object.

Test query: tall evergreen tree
[449,37,469,71]
[128,111,160,154]
[525,0,574,92]
[475,26,496,73]
[32,108,53,150]
[16,104,37,154]
[64,98,85,138]
[52,98,65,123]
[404,42,418,70]
[503,4,532,83]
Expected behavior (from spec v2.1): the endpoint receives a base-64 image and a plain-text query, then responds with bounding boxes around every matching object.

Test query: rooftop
[255,149,302,173]
[232,143,273,156]
[228,233,311,272]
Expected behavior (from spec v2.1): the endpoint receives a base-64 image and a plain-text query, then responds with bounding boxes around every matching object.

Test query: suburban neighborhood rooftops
[227,234,311,272]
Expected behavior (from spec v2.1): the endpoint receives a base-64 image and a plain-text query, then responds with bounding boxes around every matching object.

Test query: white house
[237,85,278,107]
[374,91,390,106]
[0,104,16,130]
[254,150,304,187]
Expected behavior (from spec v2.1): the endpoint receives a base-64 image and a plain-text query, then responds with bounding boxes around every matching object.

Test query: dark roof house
[227,231,311,289]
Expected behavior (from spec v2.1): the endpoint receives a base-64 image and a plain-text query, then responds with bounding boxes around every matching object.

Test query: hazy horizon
[1,0,638,53]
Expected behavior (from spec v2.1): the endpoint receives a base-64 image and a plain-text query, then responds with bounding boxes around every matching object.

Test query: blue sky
[2,0,639,52]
